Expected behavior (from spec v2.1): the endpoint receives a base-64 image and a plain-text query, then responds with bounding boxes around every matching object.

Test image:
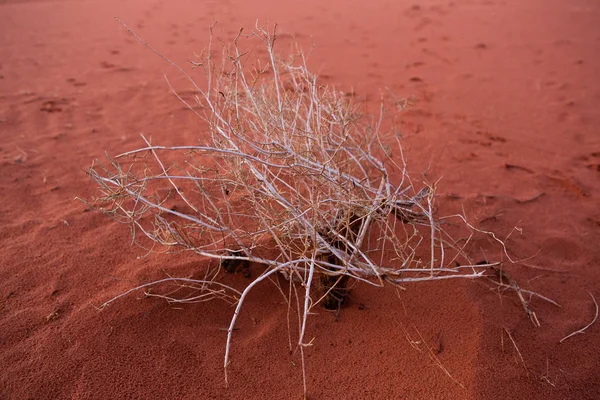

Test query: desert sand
[1,0,599,398]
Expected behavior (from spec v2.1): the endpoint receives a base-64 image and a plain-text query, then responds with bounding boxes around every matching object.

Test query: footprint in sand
[100,61,116,69]
[405,4,422,18]
[477,131,507,143]
[578,152,600,172]
[66,77,86,87]
[459,131,507,148]
[100,61,133,73]
[40,99,68,113]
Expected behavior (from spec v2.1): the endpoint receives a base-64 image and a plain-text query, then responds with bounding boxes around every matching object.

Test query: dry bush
[83,22,542,395]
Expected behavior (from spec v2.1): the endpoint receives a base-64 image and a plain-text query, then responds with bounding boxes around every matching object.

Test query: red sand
[1,0,599,398]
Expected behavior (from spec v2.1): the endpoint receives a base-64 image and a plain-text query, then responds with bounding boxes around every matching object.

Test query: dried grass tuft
[81,21,546,395]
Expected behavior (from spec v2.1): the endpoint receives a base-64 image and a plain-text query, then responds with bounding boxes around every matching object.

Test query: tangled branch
[82,22,532,395]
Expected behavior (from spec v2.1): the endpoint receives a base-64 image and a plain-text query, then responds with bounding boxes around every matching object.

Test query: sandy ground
[1,0,599,398]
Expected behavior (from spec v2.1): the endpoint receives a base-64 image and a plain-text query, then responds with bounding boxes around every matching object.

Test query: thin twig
[559,292,598,343]
[504,328,529,377]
